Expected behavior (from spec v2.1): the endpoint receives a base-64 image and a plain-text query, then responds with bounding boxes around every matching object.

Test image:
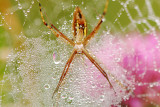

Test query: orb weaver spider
[39,0,122,97]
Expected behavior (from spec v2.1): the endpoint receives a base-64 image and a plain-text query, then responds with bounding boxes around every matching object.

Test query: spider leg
[39,3,75,46]
[108,72,133,94]
[52,50,77,98]
[83,0,109,46]
[82,48,116,93]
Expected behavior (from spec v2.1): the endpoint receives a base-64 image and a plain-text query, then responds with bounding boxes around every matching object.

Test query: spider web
[0,0,160,106]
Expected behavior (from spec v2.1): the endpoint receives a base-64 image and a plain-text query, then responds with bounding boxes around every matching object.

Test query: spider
[39,0,119,97]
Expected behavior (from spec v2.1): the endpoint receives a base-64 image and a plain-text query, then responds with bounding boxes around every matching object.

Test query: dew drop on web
[53,52,61,64]
[44,84,50,90]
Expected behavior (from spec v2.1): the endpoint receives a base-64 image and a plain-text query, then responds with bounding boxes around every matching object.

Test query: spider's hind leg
[52,50,77,98]
[82,48,116,93]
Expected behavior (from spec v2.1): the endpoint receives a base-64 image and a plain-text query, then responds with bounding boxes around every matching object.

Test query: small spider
[39,0,117,97]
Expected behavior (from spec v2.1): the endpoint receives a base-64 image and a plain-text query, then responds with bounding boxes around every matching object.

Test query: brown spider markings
[39,0,126,98]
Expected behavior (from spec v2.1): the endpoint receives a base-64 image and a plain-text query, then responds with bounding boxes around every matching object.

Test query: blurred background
[0,0,160,106]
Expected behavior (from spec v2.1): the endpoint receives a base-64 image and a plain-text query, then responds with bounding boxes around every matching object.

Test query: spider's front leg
[83,0,109,46]
[52,50,77,98]
[39,3,75,46]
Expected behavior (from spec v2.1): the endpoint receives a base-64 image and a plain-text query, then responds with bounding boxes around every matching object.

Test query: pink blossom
[83,32,160,106]
[121,33,160,106]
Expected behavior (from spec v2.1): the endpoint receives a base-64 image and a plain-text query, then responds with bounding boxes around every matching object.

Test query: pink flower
[82,32,160,106]
[121,33,160,106]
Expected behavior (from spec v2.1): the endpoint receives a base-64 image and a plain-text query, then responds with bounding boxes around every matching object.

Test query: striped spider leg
[39,0,125,98]
[39,3,75,46]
